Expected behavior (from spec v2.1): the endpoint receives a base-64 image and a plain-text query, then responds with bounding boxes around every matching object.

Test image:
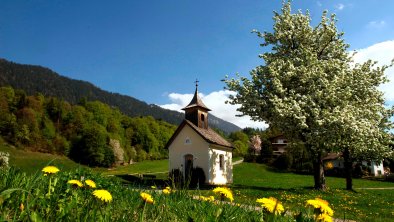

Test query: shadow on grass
[231,184,315,193]
[115,174,227,190]
[115,174,170,188]
[263,165,314,176]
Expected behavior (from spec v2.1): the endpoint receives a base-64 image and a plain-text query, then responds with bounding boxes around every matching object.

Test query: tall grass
[2,166,293,221]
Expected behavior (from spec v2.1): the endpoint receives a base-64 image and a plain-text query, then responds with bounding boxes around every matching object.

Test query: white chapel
[166,83,233,185]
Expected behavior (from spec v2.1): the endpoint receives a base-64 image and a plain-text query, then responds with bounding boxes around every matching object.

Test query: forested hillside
[0,59,240,133]
[0,86,177,167]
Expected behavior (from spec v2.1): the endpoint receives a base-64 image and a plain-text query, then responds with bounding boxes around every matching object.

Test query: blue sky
[1,0,394,128]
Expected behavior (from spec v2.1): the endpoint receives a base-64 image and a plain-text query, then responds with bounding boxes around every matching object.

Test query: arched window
[219,154,224,170]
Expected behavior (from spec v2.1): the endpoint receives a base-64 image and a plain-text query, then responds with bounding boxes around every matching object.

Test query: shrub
[190,167,206,188]
[0,151,9,168]
[273,153,292,170]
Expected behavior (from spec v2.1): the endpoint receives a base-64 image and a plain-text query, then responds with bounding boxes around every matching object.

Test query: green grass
[1,167,268,221]
[233,156,243,162]
[2,144,393,221]
[98,159,169,176]
[228,162,394,222]
[0,143,85,174]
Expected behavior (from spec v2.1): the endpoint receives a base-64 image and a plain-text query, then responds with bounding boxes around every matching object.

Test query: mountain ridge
[0,58,241,133]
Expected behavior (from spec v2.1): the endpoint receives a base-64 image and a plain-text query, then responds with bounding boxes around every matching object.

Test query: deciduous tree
[225,1,393,189]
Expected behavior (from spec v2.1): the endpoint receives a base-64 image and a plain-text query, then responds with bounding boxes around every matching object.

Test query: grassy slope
[98,160,169,175]
[0,143,85,174]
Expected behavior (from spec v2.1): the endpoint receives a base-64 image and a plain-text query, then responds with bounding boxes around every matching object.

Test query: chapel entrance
[184,154,193,180]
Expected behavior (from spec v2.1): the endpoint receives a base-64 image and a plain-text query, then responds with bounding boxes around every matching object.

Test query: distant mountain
[0,58,241,133]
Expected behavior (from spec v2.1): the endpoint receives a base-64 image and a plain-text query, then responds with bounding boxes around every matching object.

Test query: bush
[0,151,9,168]
[190,167,206,188]
[385,173,394,182]
[273,153,292,170]
[169,168,183,188]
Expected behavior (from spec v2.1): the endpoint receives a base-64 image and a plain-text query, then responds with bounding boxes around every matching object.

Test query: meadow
[1,144,393,221]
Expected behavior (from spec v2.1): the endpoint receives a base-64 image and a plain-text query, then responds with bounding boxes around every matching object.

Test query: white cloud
[335,3,345,10]
[367,20,386,29]
[159,90,268,129]
[353,40,394,101]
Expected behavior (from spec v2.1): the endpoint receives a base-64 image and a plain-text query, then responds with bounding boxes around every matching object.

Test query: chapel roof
[181,87,211,111]
[165,120,233,149]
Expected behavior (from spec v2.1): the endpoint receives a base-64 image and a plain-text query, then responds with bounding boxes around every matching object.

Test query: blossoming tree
[250,135,262,155]
[224,1,393,190]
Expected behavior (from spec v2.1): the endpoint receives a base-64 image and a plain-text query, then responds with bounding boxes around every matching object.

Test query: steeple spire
[182,80,210,129]
[182,80,211,111]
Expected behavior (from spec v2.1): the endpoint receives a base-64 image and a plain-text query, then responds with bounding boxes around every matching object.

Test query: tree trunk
[313,152,326,190]
[343,147,353,190]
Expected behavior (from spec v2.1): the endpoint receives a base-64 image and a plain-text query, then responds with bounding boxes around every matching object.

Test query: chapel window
[219,154,224,170]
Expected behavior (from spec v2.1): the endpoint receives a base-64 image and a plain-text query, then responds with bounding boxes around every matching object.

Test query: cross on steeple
[195,79,199,89]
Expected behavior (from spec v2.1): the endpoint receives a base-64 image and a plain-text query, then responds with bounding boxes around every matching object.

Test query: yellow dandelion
[93,189,112,203]
[199,196,208,201]
[316,213,333,222]
[199,195,215,202]
[68,180,83,187]
[140,192,154,204]
[306,198,334,216]
[163,188,171,195]
[42,166,60,174]
[20,203,24,211]
[212,187,234,202]
[256,197,285,215]
[85,179,96,188]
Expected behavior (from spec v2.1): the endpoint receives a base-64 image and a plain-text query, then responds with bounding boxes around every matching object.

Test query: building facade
[166,84,233,185]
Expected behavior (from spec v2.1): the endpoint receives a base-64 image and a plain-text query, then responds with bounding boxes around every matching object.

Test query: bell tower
[182,80,211,129]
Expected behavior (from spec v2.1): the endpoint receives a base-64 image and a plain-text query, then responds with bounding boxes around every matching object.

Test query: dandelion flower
[68,180,83,188]
[199,196,207,201]
[140,192,154,204]
[199,196,215,202]
[256,197,284,215]
[85,179,96,188]
[93,189,112,203]
[163,187,171,194]
[42,166,60,174]
[306,198,334,216]
[316,213,333,222]
[213,187,234,202]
